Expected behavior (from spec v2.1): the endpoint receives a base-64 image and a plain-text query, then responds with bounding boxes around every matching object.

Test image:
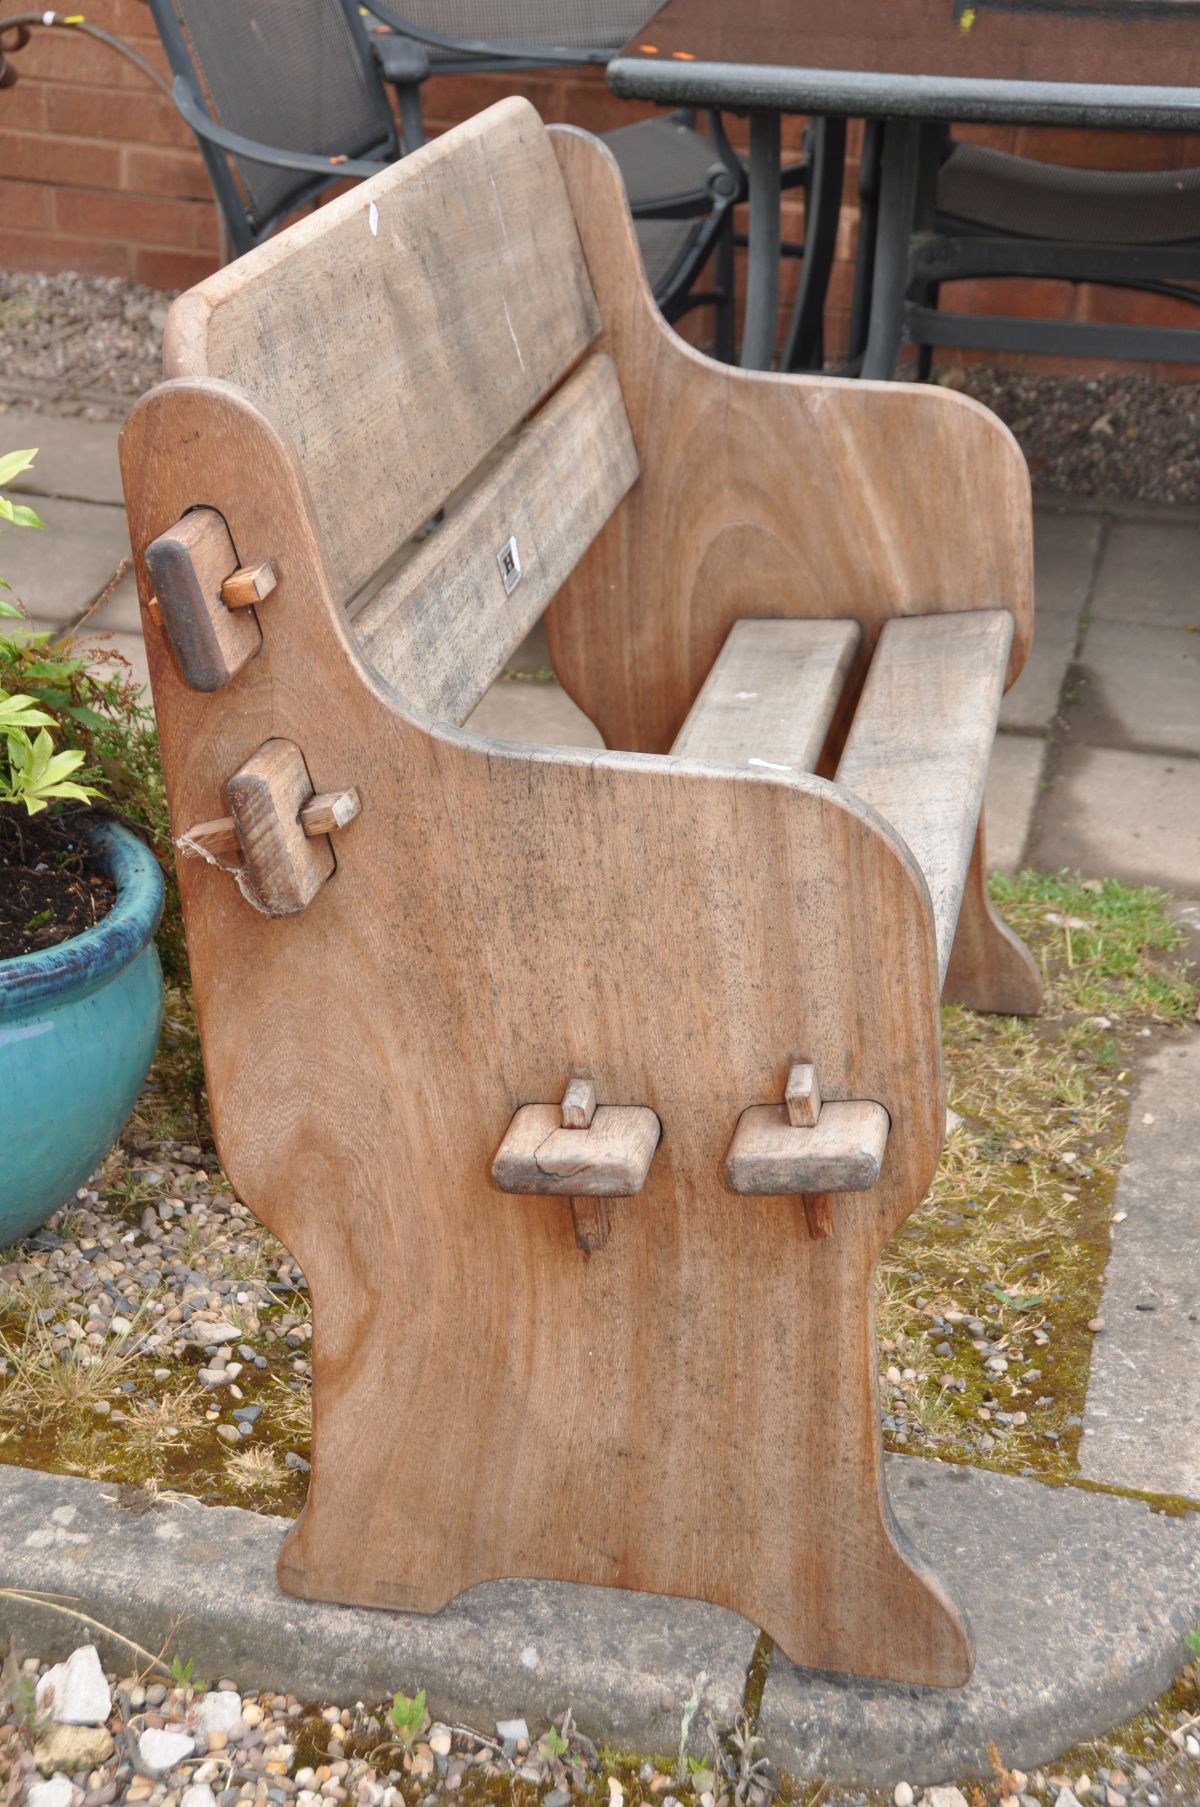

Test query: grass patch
[878,869,1196,1480]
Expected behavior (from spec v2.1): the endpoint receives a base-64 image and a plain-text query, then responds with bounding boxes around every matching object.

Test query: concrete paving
[758,1457,1200,1785]
[4,405,124,508]
[1091,516,1200,629]
[1029,745,1200,895]
[1080,1034,1200,1501]
[0,1464,755,1757]
[1073,619,1200,756]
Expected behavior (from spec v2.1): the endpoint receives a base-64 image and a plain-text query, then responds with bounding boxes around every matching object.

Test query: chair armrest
[546,124,1034,757]
[171,76,389,181]
[372,32,431,84]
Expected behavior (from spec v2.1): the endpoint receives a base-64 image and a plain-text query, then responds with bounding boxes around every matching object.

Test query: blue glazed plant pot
[0,818,165,1245]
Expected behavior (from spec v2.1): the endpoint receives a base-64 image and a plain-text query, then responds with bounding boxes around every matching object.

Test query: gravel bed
[953,367,1200,507]
[0,273,172,420]
[5,1643,1200,1807]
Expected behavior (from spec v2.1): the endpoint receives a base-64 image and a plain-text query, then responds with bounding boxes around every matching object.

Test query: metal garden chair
[852,121,1200,376]
[143,0,427,258]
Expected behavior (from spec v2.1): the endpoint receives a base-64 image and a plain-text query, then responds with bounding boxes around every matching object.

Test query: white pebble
[139,1727,195,1773]
[182,1787,220,1807]
[194,1690,243,1739]
[496,1719,529,1743]
[28,1777,74,1807]
[37,1644,112,1726]
[895,1786,914,1807]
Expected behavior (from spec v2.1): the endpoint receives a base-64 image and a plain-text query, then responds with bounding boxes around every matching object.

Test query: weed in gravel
[223,1444,288,1497]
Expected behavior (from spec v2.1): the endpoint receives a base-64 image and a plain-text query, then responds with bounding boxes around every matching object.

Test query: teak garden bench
[120,98,1040,1691]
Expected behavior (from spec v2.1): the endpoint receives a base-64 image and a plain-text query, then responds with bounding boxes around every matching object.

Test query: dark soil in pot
[0,809,115,959]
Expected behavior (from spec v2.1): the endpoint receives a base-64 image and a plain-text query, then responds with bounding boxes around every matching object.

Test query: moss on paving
[0,870,1195,1518]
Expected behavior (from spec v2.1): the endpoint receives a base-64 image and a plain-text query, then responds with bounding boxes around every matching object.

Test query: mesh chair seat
[603,115,725,293]
[937,143,1200,247]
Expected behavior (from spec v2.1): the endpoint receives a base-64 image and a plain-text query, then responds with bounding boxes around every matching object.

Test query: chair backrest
[162,99,640,722]
[146,0,398,246]
[371,1,659,63]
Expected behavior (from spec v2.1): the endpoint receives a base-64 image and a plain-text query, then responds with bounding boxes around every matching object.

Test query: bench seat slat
[355,354,638,725]
[836,610,1013,979]
[670,619,861,772]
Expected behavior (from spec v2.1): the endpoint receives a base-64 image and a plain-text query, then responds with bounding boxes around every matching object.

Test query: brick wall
[5,3,1200,377]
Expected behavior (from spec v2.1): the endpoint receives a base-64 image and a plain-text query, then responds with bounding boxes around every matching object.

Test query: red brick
[0,179,53,231]
[46,84,192,149]
[12,29,167,87]
[55,187,213,250]
[939,276,1080,322]
[0,83,48,131]
[133,245,220,291]
[0,130,121,189]
[1013,127,1200,171]
[1080,282,1200,332]
[121,142,210,202]
[0,229,130,277]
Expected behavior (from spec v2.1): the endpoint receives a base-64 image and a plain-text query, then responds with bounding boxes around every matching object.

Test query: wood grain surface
[545,127,1033,762]
[114,99,1048,1688]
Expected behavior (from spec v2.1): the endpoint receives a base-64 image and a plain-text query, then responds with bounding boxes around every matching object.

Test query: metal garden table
[609,0,1200,374]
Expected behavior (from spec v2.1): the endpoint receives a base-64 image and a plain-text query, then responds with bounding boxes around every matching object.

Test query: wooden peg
[561,1077,597,1129]
[299,788,361,838]
[785,1062,821,1127]
[144,508,263,693]
[569,1199,610,1254]
[724,1100,890,1196]
[221,560,278,609]
[803,1195,836,1240]
[181,787,361,870]
[224,739,335,918]
[493,1104,660,1198]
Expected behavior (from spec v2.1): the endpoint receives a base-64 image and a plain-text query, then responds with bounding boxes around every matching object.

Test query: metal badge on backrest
[497,535,522,596]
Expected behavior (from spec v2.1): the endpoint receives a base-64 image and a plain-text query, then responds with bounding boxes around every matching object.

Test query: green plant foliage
[388,1687,428,1748]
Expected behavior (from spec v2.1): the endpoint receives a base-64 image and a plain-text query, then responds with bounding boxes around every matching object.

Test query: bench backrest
[163,99,638,724]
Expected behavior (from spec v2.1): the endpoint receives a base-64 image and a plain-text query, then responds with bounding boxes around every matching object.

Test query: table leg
[782,114,847,372]
[861,117,920,381]
[741,108,782,369]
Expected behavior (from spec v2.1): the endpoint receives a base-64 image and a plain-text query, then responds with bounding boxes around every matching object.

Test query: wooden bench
[120,99,1040,1692]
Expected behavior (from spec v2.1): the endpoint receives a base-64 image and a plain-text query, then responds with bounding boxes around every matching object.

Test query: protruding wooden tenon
[181,786,361,870]
[725,1064,890,1240]
[492,1079,661,1253]
[144,508,266,693]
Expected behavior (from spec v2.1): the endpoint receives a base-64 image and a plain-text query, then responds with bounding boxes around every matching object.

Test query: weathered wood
[804,1195,836,1240]
[725,1100,890,1196]
[144,508,261,693]
[546,126,1032,755]
[785,1061,821,1128]
[118,104,1023,1689]
[224,739,335,918]
[222,560,277,609]
[355,355,638,722]
[671,620,859,773]
[561,1077,597,1129]
[943,812,1043,1018]
[300,789,362,839]
[570,1198,610,1253]
[493,1103,661,1197]
[164,99,602,606]
[181,789,360,868]
[836,611,1014,982]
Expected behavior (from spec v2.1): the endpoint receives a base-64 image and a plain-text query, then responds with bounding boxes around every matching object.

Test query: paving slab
[1080,1033,1200,1502]
[1072,619,1200,756]
[465,676,603,748]
[759,1457,1200,1786]
[81,563,141,635]
[1027,744,1200,895]
[999,608,1077,733]
[0,494,130,627]
[1091,518,1200,629]
[983,734,1046,873]
[1032,506,1104,616]
[2,406,123,507]
[0,1464,754,1755]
